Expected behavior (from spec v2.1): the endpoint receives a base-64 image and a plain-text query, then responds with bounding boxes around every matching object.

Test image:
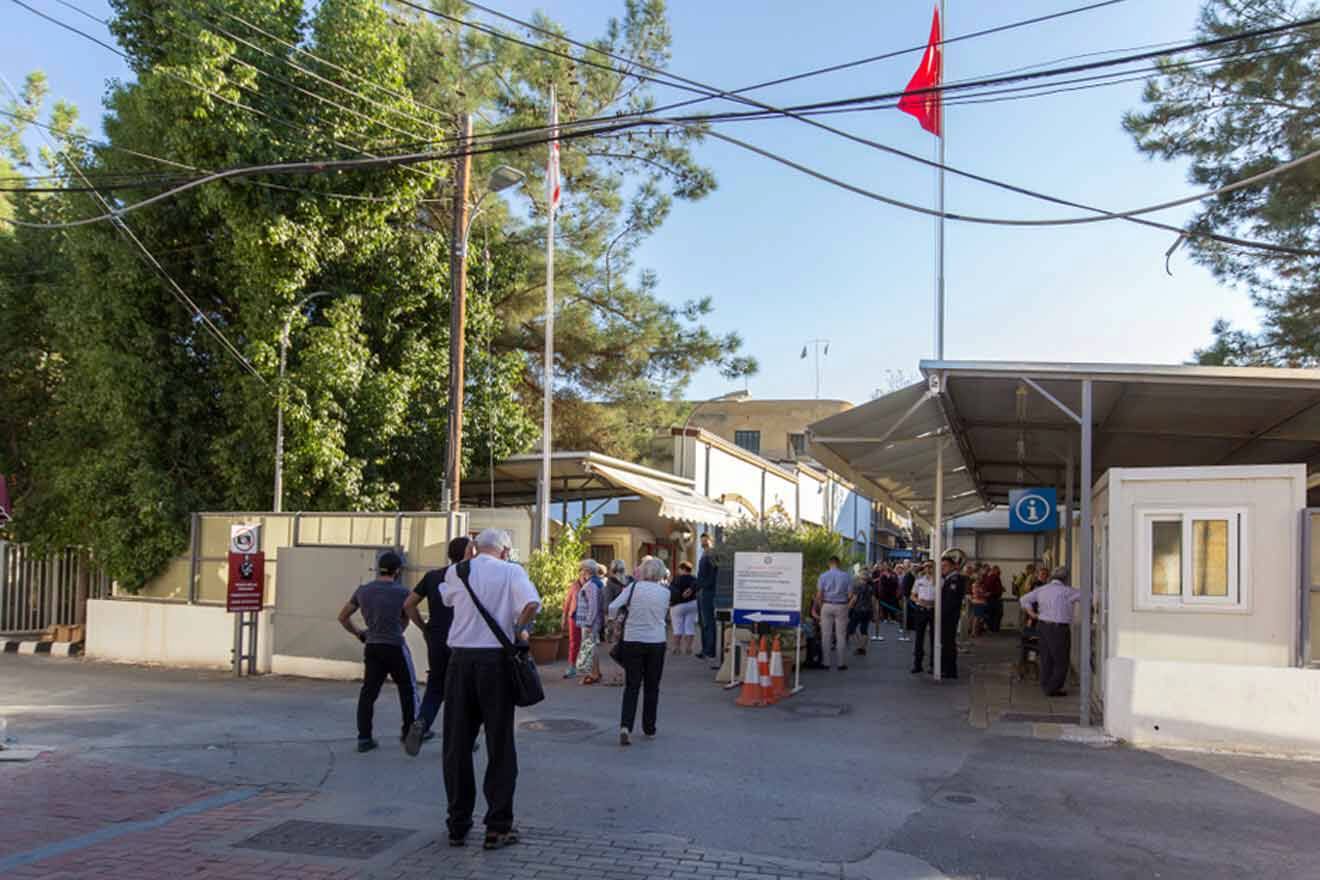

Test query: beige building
[685,396,852,462]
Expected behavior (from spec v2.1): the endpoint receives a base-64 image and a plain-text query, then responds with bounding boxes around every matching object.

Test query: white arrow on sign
[744,612,793,623]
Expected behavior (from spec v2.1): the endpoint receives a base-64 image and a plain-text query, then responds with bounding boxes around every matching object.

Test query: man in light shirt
[1020,565,1080,697]
[816,556,853,671]
[440,529,540,851]
[909,562,936,674]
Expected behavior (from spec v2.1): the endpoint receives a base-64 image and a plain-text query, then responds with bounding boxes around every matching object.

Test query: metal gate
[1301,509,1320,668]
[0,542,111,635]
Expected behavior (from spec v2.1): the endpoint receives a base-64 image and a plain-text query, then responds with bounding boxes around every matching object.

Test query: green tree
[0,0,753,587]
[1123,0,1320,365]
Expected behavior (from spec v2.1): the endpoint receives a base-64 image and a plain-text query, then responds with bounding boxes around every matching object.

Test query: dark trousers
[418,632,451,732]
[358,643,416,740]
[1038,621,1071,695]
[698,589,717,658]
[443,648,517,836]
[620,641,666,734]
[910,606,934,671]
[987,597,1004,633]
[940,610,959,679]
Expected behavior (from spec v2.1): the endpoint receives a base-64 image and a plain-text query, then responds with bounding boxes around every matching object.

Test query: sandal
[483,828,520,850]
[580,674,600,685]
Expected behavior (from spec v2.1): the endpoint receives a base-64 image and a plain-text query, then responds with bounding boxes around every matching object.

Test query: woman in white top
[607,557,671,746]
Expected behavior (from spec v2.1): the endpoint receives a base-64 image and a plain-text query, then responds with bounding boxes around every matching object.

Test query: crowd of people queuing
[336,526,1076,853]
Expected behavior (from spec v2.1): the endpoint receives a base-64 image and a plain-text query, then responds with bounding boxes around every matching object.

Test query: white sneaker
[619,727,631,747]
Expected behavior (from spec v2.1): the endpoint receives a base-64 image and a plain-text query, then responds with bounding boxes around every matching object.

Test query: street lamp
[274,289,335,513]
[445,156,527,512]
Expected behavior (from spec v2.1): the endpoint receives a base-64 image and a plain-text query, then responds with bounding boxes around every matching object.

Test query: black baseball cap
[377,551,403,575]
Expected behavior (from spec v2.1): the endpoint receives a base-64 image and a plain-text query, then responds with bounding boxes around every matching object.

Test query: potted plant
[523,520,591,665]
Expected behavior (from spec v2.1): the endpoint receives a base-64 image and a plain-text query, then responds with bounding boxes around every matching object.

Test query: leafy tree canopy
[1123,0,1320,365]
[0,0,753,586]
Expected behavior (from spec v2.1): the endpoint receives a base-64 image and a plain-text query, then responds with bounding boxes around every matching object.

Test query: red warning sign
[226,552,265,613]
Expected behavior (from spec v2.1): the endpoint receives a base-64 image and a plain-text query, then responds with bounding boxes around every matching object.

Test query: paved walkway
[6,630,1320,879]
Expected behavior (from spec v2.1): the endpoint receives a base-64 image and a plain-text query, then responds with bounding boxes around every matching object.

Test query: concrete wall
[86,599,273,672]
[1106,656,1320,755]
[1104,465,1305,668]
[798,469,826,526]
[269,545,427,680]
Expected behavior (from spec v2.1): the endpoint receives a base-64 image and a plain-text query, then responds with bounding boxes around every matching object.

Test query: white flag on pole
[547,98,561,211]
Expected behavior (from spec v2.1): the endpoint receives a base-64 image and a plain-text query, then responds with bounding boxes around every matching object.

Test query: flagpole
[539,84,557,549]
[935,0,946,362]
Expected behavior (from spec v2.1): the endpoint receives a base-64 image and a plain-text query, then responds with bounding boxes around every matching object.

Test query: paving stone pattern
[387,826,845,880]
[1,756,851,880]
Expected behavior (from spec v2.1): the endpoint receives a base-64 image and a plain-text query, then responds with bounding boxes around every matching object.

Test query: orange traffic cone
[768,635,790,701]
[758,636,778,705]
[735,641,764,707]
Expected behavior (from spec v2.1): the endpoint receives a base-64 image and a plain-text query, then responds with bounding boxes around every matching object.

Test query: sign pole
[793,623,803,694]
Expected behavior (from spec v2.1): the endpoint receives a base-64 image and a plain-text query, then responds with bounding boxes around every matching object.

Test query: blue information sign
[1009,488,1058,532]
[733,609,802,627]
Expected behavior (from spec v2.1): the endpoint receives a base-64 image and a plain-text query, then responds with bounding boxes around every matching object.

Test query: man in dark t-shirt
[402,536,473,756]
[337,551,415,753]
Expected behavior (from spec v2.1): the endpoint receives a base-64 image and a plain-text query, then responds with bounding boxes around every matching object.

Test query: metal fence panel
[0,543,109,634]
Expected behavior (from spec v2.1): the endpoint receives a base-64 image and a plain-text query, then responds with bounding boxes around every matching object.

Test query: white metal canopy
[809,361,1320,520]
[463,451,732,526]
[807,359,1320,726]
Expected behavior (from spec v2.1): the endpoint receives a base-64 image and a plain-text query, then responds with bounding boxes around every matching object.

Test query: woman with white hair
[572,560,604,685]
[607,556,671,746]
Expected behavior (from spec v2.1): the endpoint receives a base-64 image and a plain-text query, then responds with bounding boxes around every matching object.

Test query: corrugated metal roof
[808,361,1320,522]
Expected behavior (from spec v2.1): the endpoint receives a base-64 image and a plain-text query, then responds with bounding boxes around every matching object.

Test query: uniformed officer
[938,553,967,680]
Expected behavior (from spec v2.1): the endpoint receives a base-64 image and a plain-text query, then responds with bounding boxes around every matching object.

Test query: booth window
[1139,509,1245,610]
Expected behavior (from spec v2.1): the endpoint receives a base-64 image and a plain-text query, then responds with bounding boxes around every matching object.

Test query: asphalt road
[4,634,1319,879]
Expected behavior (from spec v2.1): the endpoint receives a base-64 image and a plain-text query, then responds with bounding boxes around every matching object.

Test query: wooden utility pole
[446,114,473,511]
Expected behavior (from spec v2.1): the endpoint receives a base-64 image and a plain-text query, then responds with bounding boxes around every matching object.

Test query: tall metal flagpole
[935,0,946,362]
[539,85,558,549]
[932,0,947,680]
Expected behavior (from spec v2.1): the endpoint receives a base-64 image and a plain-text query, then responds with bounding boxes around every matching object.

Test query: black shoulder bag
[454,560,545,708]
[608,583,638,663]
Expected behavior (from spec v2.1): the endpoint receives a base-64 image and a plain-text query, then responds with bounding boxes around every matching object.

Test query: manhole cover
[235,820,414,859]
[782,702,851,718]
[519,718,596,734]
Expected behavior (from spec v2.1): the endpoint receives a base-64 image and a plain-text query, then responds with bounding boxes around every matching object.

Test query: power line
[429,2,1320,255]
[0,72,266,384]
[0,107,407,203]
[8,112,1320,252]
[13,0,453,199]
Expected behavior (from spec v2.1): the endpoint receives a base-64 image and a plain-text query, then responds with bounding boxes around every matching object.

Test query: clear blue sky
[2,0,1258,405]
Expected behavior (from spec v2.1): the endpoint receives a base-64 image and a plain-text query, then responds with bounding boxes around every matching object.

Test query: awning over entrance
[806,380,981,526]
[809,361,1320,520]
[582,460,731,526]
[463,451,732,526]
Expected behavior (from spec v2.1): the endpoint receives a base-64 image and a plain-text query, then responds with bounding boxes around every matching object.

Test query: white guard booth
[1097,464,1319,754]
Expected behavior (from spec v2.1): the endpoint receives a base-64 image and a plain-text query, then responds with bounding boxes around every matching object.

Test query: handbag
[454,560,545,708]
[608,583,639,663]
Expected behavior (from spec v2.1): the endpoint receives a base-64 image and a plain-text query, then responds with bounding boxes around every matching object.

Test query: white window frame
[1136,507,1248,612]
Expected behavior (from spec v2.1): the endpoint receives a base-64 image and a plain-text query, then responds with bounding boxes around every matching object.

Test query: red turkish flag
[898,6,943,137]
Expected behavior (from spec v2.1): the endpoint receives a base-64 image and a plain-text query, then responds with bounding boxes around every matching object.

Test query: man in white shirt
[440,529,540,851]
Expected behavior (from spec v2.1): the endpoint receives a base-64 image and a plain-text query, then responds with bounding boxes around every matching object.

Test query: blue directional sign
[1009,487,1058,532]
[733,609,802,627]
